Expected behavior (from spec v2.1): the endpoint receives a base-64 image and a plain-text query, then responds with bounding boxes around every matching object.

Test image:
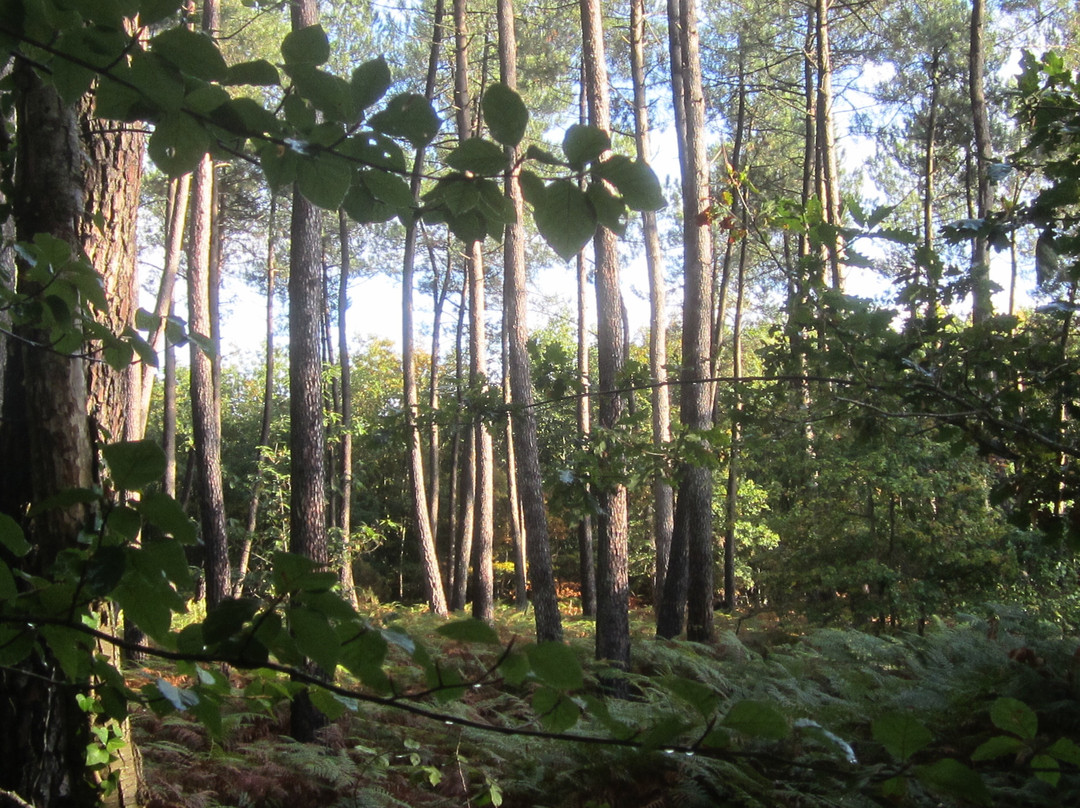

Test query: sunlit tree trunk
[969,0,993,323]
[814,0,844,289]
[337,209,358,609]
[402,0,449,615]
[658,0,715,642]
[498,0,563,640]
[576,249,597,618]
[288,0,330,743]
[581,0,630,672]
[630,0,674,603]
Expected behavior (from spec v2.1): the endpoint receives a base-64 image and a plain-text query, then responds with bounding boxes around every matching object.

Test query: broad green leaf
[103,440,167,491]
[340,132,407,172]
[360,169,414,209]
[586,182,627,236]
[85,546,126,597]
[518,170,545,206]
[28,487,99,517]
[95,68,154,122]
[309,687,350,721]
[351,57,392,112]
[150,27,227,82]
[113,574,174,643]
[990,697,1038,740]
[971,734,1022,761]
[281,24,330,66]
[297,152,353,210]
[437,618,501,645]
[339,626,391,693]
[0,513,30,557]
[525,145,565,167]
[50,52,95,105]
[526,641,583,691]
[224,59,280,87]
[137,492,196,544]
[1032,753,1061,786]
[369,93,441,149]
[593,155,665,211]
[106,507,141,542]
[139,0,183,27]
[0,560,15,602]
[288,606,339,673]
[532,686,579,732]
[141,537,194,590]
[446,138,507,176]
[286,64,357,123]
[1048,737,1080,766]
[128,51,186,112]
[259,141,300,191]
[202,597,260,645]
[443,208,488,244]
[343,182,393,224]
[872,713,933,762]
[915,759,991,807]
[149,113,213,177]
[498,650,530,686]
[533,179,595,261]
[661,675,719,719]
[482,83,528,147]
[640,714,694,751]
[562,123,609,168]
[722,700,789,740]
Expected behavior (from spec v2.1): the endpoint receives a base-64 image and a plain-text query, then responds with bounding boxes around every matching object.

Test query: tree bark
[337,209,358,609]
[968,0,993,323]
[576,250,597,618]
[581,0,630,673]
[498,0,563,640]
[630,0,674,604]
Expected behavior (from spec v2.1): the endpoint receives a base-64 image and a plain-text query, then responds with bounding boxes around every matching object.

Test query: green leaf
[289,606,339,672]
[640,714,694,751]
[0,513,30,558]
[525,641,583,691]
[106,507,141,542]
[259,141,300,191]
[139,0,183,27]
[915,759,991,807]
[286,64,356,122]
[351,57,392,112]
[532,179,595,261]
[150,27,228,82]
[990,697,1038,740]
[437,618,501,645]
[148,113,213,177]
[722,700,789,740]
[1032,753,1061,786]
[202,597,260,645]
[296,152,353,210]
[531,686,579,732]
[518,170,545,206]
[339,627,391,693]
[562,123,609,168]
[309,686,350,721]
[137,492,196,544]
[0,560,16,602]
[525,145,565,167]
[661,675,719,719]
[369,93,441,149]
[586,182,626,236]
[224,59,280,87]
[28,487,99,517]
[360,169,414,209]
[482,83,528,147]
[103,440,167,491]
[593,155,665,211]
[1048,737,1080,766]
[281,24,330,66]
[446,138,507,176]
[343,182,394,225]
[971,734,1023,761]
[872,713,933,762]
[142,537,194,590]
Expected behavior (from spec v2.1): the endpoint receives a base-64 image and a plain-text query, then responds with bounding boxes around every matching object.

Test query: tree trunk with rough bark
[969,0,993,323]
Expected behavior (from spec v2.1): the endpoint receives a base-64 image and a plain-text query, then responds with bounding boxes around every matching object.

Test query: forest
[2,0,1080,806]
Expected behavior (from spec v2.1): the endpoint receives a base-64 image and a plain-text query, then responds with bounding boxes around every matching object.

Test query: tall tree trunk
[630,0,674,603]
[452,278,475,611]
[402,0,450,615]
[498,0,563,640]
[576,249,597,618]
[581,0,630,673]
[814,0,843,289]
[657,0,715,642]
[288,0,330,744]
[454,0,494,623]
[163,302,178,498]
[337,209,358,609]
[236,194,277,596]
[724,234,747,612]
[0,61,101,808]
[969,0,993,323]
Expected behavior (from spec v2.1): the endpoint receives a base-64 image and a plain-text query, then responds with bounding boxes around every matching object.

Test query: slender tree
[498,0,563,641]
[337,209,358,608]
[581,0,631,672]
[969,0,994,322]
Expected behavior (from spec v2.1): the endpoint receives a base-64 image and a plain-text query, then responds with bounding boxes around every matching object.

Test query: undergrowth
[136,604,1080,808]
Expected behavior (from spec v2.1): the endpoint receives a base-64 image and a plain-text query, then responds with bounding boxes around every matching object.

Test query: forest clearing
[2,0,1080,806]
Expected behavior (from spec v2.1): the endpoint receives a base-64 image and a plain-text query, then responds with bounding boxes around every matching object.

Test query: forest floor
[132,602,1080,808]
